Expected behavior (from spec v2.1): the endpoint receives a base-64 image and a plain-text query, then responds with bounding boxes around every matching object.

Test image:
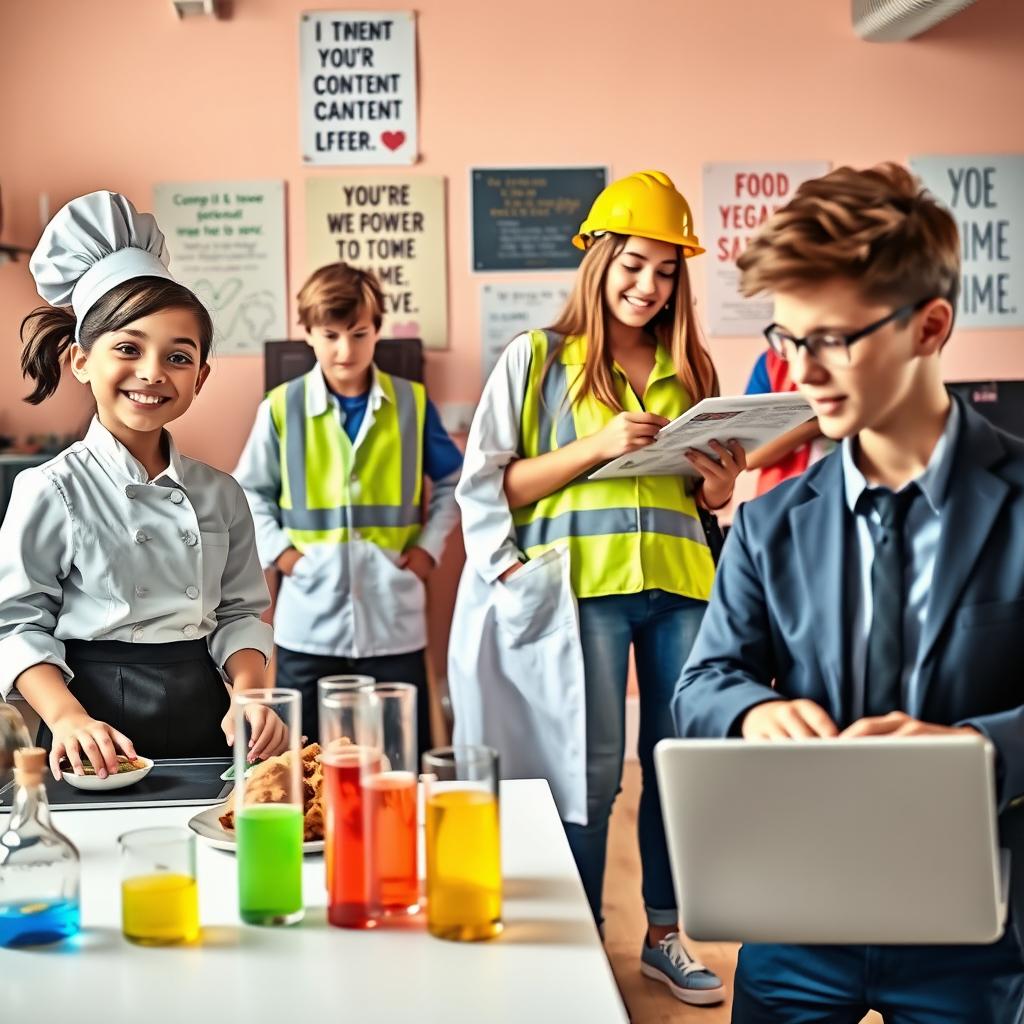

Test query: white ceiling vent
[853,0,979,40]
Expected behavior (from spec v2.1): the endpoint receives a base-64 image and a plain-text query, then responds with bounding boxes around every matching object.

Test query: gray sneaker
[640,932,725,1006]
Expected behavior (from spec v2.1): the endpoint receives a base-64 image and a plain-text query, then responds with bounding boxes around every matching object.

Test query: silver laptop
[655,736,1008,944]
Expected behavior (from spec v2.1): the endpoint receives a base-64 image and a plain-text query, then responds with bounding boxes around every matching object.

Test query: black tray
[0,757,233,811]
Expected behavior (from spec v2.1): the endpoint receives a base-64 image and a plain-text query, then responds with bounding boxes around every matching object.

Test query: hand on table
[48,713,137,780]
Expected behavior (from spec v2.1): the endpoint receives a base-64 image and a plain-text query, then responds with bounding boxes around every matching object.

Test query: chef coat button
[125,485,138,499]
[183,624,199,639]
[169,490,184,504]
[185,585,200,599]
[182,529,197,546]
[132,628,144,642]
[134,529,147,544]
[135,585,147,598]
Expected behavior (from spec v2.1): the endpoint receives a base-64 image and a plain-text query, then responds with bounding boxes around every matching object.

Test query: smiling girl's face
[603,235,679,329]
[70,307,210,439]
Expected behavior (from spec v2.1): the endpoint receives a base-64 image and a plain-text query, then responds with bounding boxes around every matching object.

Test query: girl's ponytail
[20,306,77,405]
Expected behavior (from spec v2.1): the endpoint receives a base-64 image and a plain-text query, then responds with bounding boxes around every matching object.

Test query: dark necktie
[863,486,918,718]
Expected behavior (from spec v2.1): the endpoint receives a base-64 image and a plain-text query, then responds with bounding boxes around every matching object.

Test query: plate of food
[188,743,325,854]
[60,755,154,791]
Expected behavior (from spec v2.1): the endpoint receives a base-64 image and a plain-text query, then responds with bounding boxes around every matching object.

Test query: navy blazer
[674,398,1024,813]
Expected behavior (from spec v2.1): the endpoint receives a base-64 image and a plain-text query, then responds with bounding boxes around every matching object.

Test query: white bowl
[61,756,154,791]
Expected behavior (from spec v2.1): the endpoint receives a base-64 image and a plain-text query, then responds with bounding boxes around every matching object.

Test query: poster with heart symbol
[300,10,418,166]
[153,180,288,356]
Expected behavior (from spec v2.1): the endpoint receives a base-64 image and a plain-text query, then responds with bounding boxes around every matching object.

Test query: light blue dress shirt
[842,401,960,719]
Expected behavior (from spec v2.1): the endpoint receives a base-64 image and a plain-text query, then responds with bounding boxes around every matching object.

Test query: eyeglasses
[764,298,931,367]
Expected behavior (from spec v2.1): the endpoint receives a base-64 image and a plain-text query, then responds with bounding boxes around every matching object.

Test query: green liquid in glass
[237,805,304,925]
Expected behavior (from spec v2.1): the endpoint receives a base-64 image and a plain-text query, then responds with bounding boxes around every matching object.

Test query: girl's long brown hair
[545,233,718,411]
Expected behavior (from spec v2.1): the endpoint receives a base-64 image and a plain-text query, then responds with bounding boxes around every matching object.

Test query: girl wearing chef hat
[0,191,287,780]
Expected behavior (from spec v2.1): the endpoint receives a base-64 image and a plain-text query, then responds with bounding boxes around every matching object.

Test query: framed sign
[300,10,417,166]
[703,160,830,336]
[911,154,1024,327]
[153,180,287,356]
[306,175,448,349]
[471,166,607,272]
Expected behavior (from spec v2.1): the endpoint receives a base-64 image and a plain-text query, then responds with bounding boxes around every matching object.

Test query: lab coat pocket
[199,531,230,609]
[492,544,574,647]
[358,541,427,640]
[276,543,349,644]
[290,544,331,583]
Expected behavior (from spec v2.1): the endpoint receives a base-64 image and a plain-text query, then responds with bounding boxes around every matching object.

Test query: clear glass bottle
[0,747,80,947]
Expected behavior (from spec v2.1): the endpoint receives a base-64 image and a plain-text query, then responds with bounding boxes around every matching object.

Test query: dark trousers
[36,639,230,759]
[732,933,1024,1023]
[274,645,431,759]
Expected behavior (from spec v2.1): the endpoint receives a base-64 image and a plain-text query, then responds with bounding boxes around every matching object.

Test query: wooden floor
[603,762,882,1024]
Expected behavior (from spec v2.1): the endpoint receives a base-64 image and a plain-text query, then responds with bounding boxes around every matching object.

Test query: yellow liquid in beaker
[122,873,199,945]
[425,789,502,941]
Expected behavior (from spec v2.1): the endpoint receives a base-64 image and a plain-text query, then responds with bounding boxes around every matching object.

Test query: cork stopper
[14,746,47,783]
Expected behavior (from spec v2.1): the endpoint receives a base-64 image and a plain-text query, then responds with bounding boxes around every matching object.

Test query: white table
[3,779,628,1023]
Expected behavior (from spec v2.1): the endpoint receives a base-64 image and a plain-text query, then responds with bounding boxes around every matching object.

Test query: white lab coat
[448,334,588,824]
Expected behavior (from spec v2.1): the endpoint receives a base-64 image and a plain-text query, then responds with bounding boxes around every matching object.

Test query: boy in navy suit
[675,163,1024,1022]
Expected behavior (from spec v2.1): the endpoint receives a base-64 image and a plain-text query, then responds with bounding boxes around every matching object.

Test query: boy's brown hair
[297,262,385,331]
[737,163,961,312]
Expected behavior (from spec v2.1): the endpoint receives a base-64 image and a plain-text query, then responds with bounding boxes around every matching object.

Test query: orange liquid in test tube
[365,771,418,915]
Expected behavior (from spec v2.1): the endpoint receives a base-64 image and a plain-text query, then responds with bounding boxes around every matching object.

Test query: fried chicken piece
[219,743,326,840]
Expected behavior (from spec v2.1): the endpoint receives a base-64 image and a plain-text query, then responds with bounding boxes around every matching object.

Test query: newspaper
[589,392,814,480]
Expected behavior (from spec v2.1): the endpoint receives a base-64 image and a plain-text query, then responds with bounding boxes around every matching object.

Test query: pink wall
[2,0,1023,670]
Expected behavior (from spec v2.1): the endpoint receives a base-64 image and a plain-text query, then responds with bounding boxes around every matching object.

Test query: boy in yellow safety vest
[234,263,462,749]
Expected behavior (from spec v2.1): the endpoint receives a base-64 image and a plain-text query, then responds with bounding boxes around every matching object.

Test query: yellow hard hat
[572,170,704,257]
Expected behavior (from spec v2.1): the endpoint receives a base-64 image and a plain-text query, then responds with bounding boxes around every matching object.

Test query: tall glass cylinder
[365,683,419,917]
[422,745,502,941]
[234,689,303,927]
[319,683,381,929]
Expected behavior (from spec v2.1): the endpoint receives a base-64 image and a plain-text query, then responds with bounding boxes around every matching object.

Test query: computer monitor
[263,338,425,392]
[948,380,1024,440]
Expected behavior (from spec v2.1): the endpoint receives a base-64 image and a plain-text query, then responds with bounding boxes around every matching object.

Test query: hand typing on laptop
[741,700,980,741]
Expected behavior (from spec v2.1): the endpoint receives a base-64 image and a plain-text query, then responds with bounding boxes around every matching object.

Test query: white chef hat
[29,191,176,341]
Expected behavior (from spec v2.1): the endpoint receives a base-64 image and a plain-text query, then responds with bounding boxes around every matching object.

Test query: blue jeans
[732,934,1024,1023]
[564,589,706,928]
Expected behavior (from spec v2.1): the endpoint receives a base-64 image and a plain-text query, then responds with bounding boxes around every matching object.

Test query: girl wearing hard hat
[449,171,741,1005]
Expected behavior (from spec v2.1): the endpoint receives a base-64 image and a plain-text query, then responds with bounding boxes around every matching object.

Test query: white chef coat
[0,417,273,699]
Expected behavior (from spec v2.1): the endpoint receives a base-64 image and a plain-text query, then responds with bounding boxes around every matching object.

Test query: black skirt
[36,639,231,759]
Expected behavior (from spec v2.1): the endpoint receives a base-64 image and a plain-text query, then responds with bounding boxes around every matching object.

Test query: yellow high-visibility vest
[268,369,425,553]
[513,330,714,600]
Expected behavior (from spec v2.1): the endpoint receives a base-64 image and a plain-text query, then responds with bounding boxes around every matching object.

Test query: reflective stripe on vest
[269,369,425,552]
[513,330,715,601]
